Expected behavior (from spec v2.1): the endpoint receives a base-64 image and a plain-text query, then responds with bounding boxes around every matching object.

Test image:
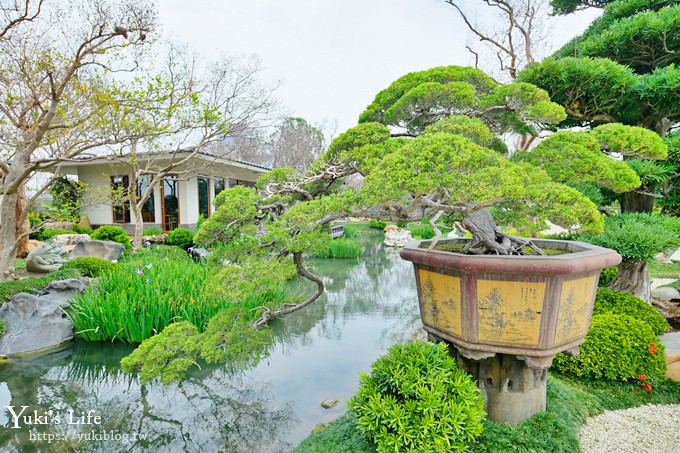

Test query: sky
[157,0,602,136]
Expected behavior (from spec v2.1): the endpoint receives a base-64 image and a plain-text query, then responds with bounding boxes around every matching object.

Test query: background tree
[519,0,680,212]
[270,117,327,172]
[0,0,155,280]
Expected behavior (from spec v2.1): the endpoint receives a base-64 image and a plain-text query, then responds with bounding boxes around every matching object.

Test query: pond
[0,236,421,452]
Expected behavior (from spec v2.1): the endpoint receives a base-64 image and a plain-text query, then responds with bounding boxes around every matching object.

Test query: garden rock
[0,278,88,357]
[25,240,45,255]
[671,248,680,262]
[25,242,68,273]
[384,228,413,247]
[320,399,339,409]
[659,332,680,382]
[187,247,209,262]
[70,239,125,261]
[142,233,168,244]
[43,221,76,231]
[77,216,92,230]
[51,234,91,253]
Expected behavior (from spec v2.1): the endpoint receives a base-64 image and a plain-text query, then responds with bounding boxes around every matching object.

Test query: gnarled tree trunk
[15,185,30,258]
[461,208,541,256]
[607,259,651,303]
[0,191,19,281]
[620,191,655,213]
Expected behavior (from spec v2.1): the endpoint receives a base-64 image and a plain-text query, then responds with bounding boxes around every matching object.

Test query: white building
[60,152,269,232]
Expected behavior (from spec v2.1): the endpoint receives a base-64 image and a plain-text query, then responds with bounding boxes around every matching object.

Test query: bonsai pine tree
[519,0,680,212]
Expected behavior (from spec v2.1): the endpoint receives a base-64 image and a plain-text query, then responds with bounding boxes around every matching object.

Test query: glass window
[162,175,179,231]
[110,175,130,223]
[214,178,226,198]
[198,176,210,219]
[137,175,155,223]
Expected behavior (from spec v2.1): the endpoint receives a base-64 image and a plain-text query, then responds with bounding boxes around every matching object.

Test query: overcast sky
[157,0,601,135]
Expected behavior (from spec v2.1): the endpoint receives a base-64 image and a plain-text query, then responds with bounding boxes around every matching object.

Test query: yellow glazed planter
[400,238,622,423]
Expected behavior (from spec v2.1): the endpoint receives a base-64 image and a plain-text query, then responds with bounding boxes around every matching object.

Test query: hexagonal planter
[400,238,621,423]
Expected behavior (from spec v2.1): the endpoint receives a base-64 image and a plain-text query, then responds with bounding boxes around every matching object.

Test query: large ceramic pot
[400,238,621,366]
[400,238,622,423]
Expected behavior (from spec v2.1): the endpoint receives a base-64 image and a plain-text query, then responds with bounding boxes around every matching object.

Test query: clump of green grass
[13,259,26,270]
[649,260,680,279]
[0,268,82,303]
[142,226,164,236]
[312,238,363,259]
[407,223,435,239]
[68,252,227,343]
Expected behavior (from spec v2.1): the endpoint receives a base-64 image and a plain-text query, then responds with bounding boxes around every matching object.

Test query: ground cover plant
[62,257,117,278]
[0,268,82,303]
[593,288,669,335]
[312,238,363,259]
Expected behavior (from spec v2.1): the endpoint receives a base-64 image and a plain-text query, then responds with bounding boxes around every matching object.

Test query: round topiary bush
[593,288,669,335]
[349,341,486,452]
[167,228,194,250]
[62,257,117,277]
[91,225,131,249]
[552,314,667,384]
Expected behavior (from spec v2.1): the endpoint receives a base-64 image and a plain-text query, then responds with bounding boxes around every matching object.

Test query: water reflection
[0,237,422,452]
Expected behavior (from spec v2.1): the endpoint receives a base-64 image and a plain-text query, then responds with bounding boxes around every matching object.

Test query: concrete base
[433,334,548,424]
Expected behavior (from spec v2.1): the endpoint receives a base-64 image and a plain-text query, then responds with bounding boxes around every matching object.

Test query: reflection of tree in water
[0,343,297,453]
[272,238,421,349]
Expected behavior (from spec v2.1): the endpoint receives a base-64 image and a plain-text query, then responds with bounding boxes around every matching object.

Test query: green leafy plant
[598,266,618,287]
[0,320,5,337]
[166,227,194,250]
[593,288,669,335]
[72,224,93,235]
[349,341,486,453]
[553,314,667,384]
[408,223,435,239]
[368,219,387,230]
[62,257,117,278]
[91,225,131,250]
[312,238,363,259]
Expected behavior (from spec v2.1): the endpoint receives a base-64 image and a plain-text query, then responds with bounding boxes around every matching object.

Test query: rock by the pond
[652,286,680,301]
[76,216,92,231]
[384,228,413,248]
[25,242,68,273]
[70,239,125,261]
[43,221,76,231]
[142,233,168,244]
[0,278,88,357]
[320,399,339,409]
[311,423,328,433]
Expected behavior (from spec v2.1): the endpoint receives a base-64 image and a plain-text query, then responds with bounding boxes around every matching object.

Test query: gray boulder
[0,278,88,357]
[70,239,125,261]
[25,242,68,273]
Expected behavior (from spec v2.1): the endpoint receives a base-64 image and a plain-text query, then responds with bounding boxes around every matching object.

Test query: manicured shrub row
[349,341,486,453]
[0,268,82,303]
[368,219,387,230]
[62,257,117,278]
[593,288,669,335]
[553,314,667,384]
[91,225,131,249]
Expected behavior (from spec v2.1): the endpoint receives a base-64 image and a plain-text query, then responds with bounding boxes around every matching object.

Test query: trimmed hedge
[167,228,194,250]
[553,314,667,384]
[593,288,669,335]
[91,225,131,249]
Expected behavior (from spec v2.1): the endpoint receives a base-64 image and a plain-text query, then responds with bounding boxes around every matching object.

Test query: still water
[0,237,421,452]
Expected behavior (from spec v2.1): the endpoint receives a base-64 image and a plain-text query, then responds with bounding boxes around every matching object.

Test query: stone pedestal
[433,333,548,425]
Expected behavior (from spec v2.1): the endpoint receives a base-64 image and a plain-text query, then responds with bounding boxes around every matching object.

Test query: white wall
[181,177,198,225]
[78,165,115,225]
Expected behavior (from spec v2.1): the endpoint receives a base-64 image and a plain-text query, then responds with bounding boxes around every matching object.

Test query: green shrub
[37,228,76,241]
[142,226,164,236]
[312,238,363,259]
[0,320,5,337]
[167,228,194,250]
[593,288,669,335]
[0,268,82,303]
[72,224,93,235]
[62,257,117,278]
[408,223,435,239]
[349,341,486,453]
[553,314,667,384]
[598,266,618,287]
[368,219,386,230]
[207,236,261,267]
[91,225,131,250]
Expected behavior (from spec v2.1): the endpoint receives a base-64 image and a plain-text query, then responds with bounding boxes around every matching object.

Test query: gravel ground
[579,404,680,453]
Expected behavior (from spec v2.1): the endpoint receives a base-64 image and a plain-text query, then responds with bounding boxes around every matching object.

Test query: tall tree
[0,0,155,280]
[270,117,326,172]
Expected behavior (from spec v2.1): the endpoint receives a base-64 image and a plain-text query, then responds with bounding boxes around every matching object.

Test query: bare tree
[0,0,44,39]
[103,47,281,249]
[271,117,327,172]
[0,0,155,280]
[444,0,554,81]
